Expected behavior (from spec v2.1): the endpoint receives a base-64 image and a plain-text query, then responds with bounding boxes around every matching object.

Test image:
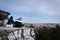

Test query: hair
[10,16,13,19]
[17,17,22,20]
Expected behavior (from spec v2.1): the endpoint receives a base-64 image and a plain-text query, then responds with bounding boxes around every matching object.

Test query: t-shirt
[3,19,8,25]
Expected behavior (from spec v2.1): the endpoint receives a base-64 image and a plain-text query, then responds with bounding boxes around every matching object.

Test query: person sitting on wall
[7,16,14,27]
[14,17,24,28]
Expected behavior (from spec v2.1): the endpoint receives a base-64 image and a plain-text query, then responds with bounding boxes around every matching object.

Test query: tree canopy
[0,10,10,20]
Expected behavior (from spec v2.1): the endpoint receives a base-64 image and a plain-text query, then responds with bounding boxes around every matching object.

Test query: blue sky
[0,0,60,23]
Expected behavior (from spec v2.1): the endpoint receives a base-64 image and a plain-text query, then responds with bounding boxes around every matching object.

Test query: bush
[35,25,60,40]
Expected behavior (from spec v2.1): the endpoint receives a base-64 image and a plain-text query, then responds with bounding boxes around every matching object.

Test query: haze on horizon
[0,0,60,23]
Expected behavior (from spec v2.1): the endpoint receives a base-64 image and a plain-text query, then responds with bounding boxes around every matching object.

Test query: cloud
[0,0,60,16]
[22,16,60,23]
[0,0,60,23]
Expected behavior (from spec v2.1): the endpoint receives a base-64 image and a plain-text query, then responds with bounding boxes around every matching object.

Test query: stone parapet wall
[0,27,35,40]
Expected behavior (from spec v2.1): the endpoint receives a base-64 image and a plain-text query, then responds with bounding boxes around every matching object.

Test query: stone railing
[0,27,35,40]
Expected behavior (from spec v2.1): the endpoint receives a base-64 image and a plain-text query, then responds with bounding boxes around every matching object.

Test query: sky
[0,0,60,23]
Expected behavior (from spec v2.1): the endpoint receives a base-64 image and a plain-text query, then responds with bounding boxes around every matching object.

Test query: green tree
[35,24,60,40]
[29,24,34,28]
[0,10,10,20]
[51,24,60,40]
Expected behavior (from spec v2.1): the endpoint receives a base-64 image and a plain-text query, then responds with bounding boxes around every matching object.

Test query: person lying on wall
[14,17,24,28]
